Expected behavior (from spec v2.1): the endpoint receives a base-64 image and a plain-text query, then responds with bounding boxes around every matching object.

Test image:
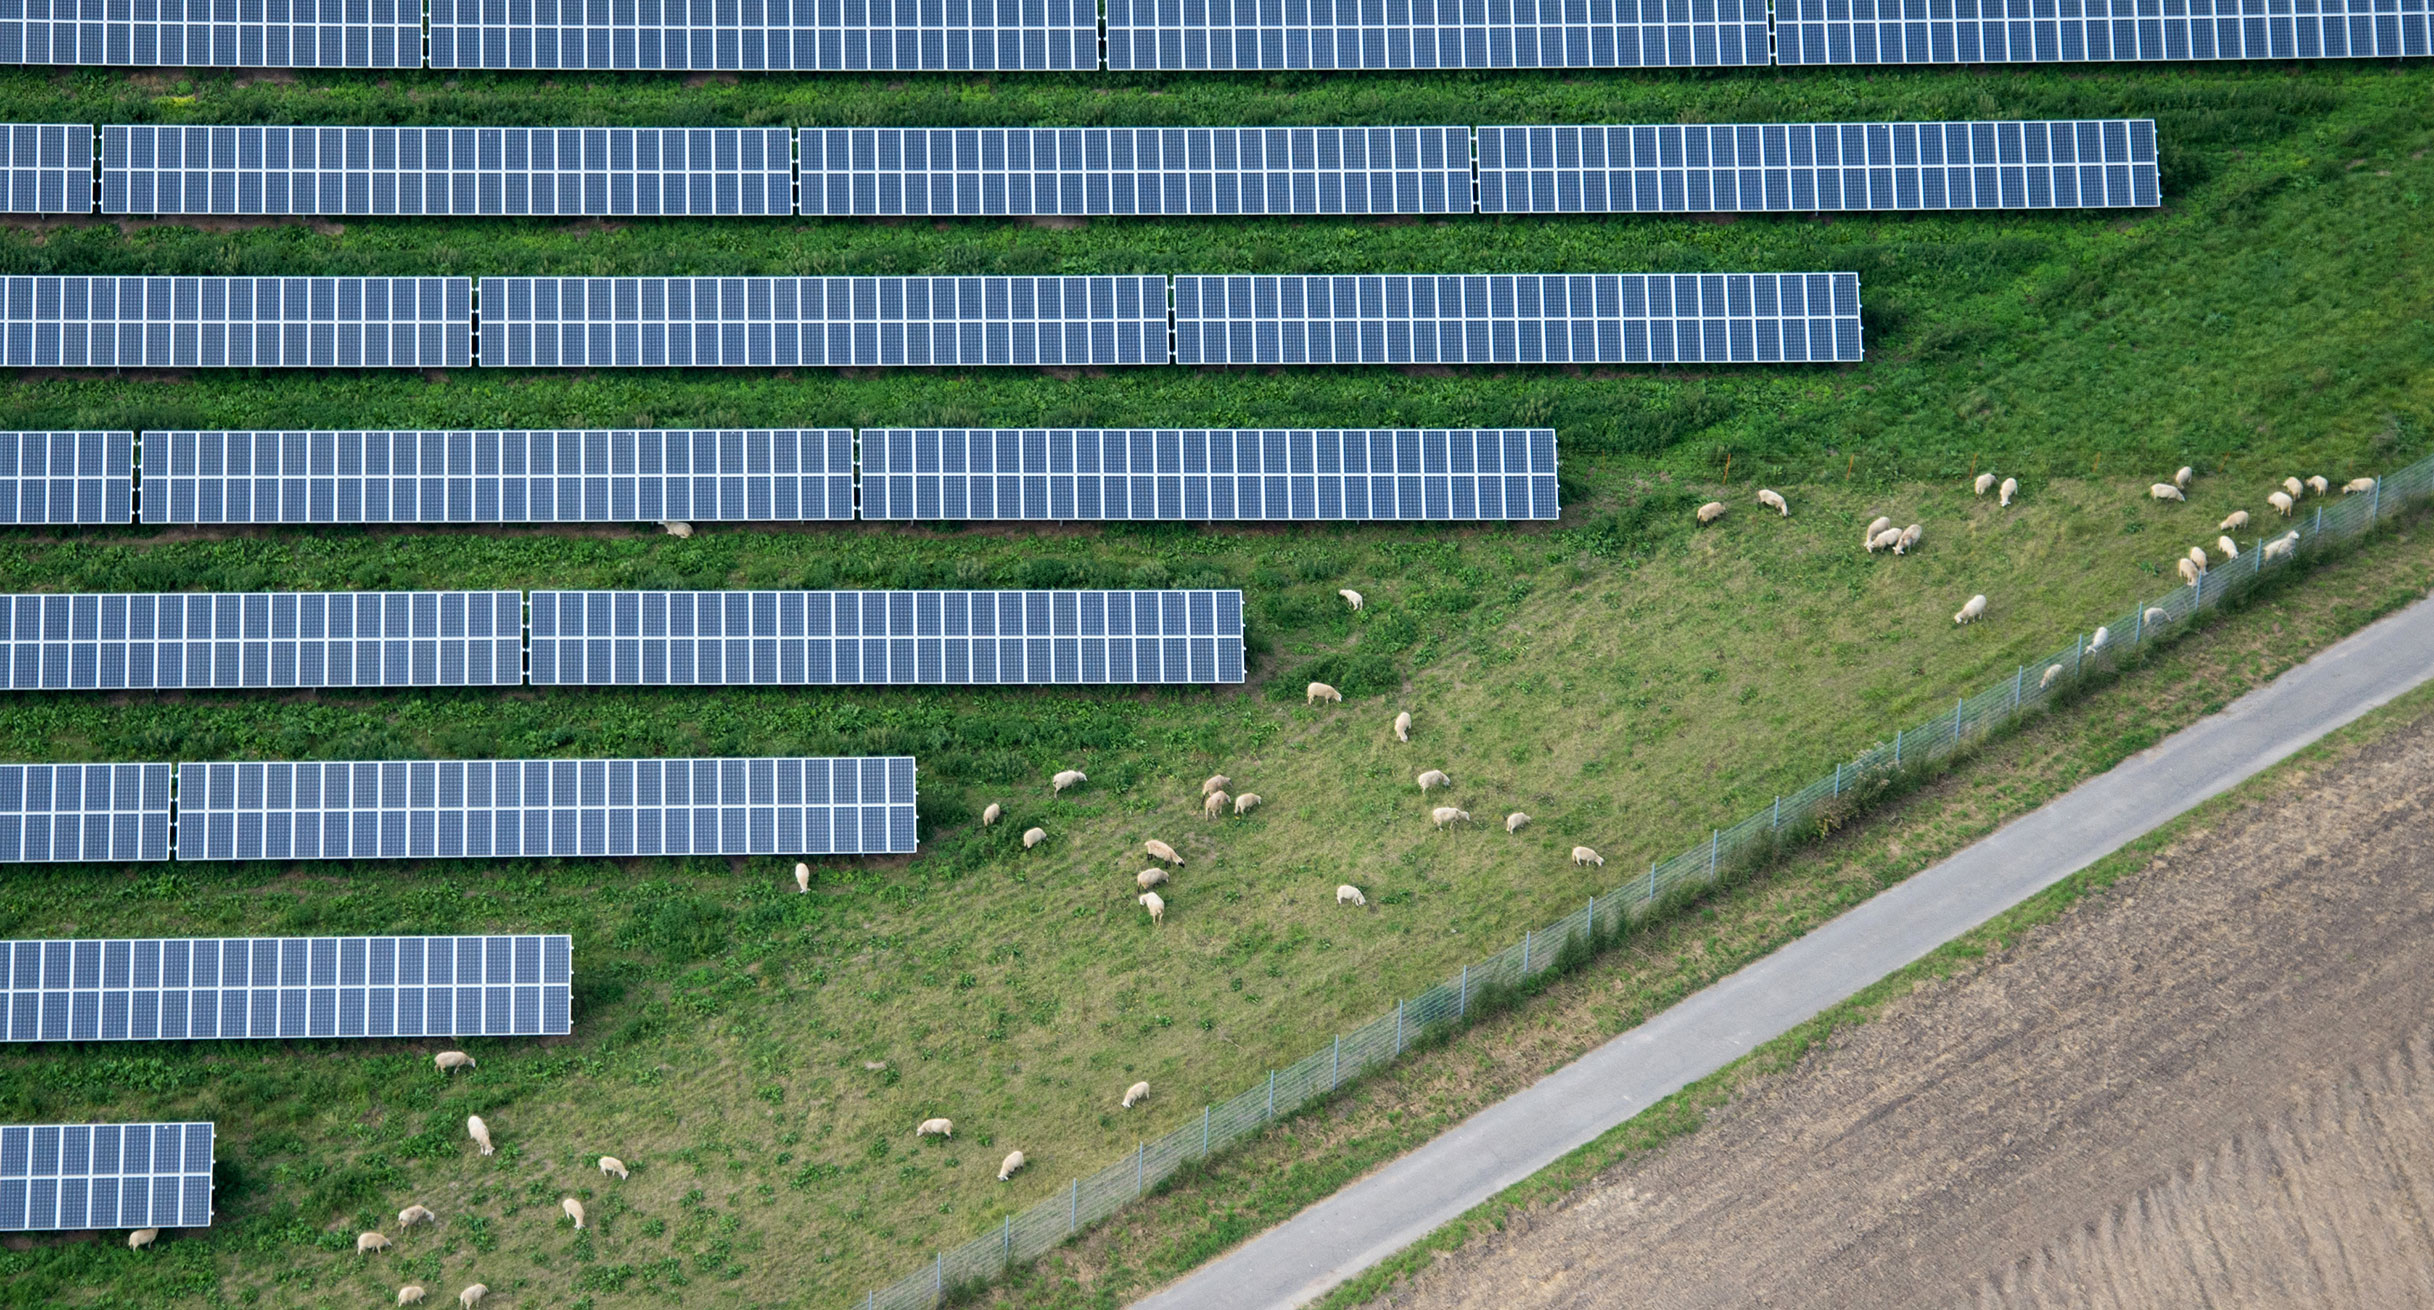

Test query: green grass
[0,59,2426,1309]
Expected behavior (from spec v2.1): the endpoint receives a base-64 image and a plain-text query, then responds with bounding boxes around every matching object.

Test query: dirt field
[1370,702,2434,1310]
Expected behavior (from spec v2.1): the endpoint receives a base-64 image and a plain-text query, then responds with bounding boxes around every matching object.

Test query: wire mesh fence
[862,452,2434,1310]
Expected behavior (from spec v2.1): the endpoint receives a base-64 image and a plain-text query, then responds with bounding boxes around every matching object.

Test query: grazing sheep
[1307,681,1342,705]
[1973,473,1996,496]
[398,1288,425,1307]
[1757,488,1788,516]
[434,1051,474,1073]
[458,1286,488,1310]
[2149,483,2185,502]
[982,802,1002,827]
[358,1231,393,1254]
[1022,827,1046,849]
[466,1115,494,1156]
[1203,791,1230,819]
[1866,527,1903,554]
[1955,594,1988,625]
[2217,535,2240,561]
[1139,891,1165,925]
[2187,546,2211,571]
[794,862,810,894]
[1233,793,1261,816]
[1394,711,1412,742]
[1696,501,1727,524]
[562,1198,585,1229]
[2308,475,2330,497]
[1572,846,1604,868]
[1339,588,1364,611]
[2263,532,2299,562]
[2269,490,2296,516]
[2346,477,2377,494]
[661,520,693,538]
[128,1228,158,1250]
[2089,626,2111,654]
[1122,1081,1152,1109]
[1135,868,1168,891]
[1416,769,1451,792]
[1505,812,1530,833]
[2283,477,2306,498]
[2220,510,2250,532]
[1895,524,1923,556]
[598,1156,628,1181]
[1865,514,1893,541]
[1052,769,1087,793]
[1145,839,1183,866]
[1999,478,2019,508]
[1336,884,1367,907]
[1431,806,1471,828]
[998,1151,1027,1181]
[2177,557,2201,586]
[399,1205,435,1228]
[2145,607,2171,625]
[1201,774,1231,796]
[2041,664,2063,689]
[2175,466,2194,489]
[916,1118,954,1139]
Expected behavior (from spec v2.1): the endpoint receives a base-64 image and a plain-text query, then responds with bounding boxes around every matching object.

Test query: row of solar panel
[0,935,573,1041]
[0,1123,212,1233]
[0,589,1247,688]
[0,0,2418,69]
[0,757,917,862]
[0,120,2158,216]
[0,428,1560,524]
[0,274,1857,369]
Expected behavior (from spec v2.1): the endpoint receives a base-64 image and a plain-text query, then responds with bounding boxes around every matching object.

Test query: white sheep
[2088,626,2110,654]
[562,1197,585,1229]
[2307,475,2330,497]
[1307,681,1342,705]
[661,520,693,538]
[399,1205,435,1228]
[1572,846,1604,868]
[1393,711,1411,742]
[1232,793,1261,816]
[458,1285,488,1310]
[2346,477,2377,494]
[1894,524,1923,555]
[358,1231,393,1255]
[1416,769,1451,792]
[794,862,810,894]
[1430,806,1471,828]
[1973,472,1996,496]
[1696,501,1727,524]
[398,1288,425,1307]
[1122,1081,1152,1108]
[128,1228,158,1250]
[1201,774,1231,796]
[998,1151,1027,1181]
[2177,557,2201,586]
[466,1115,494,1156]
[1139,891,1165,925]
[1505,812,1530,833]
[1864,514,1892,542]
[2149,483,2185,502]
[1022,827,1046,849]
[2144,607,2171,626]
[1144,839,1183,866]
[2283,476,2306,498]
[2174,466,2194,489]
[1336,884,1367,907]
[599,1156,629,1181]
[434,1051,474,1073]
[1135,868,1168,891]
[981,802,1002,827]
[915,1118,954,1139]
[1339,588,1364,611]
[1052,769,1087,793]
[1955,594,1988,625]
[1756,488,1788,516]
[2216,535,2240,561]
[2263,533,2298,562]
[2269,490,2295,516]
[2220,509,2250,531]
[1999,477,2018,507]
[2040,664,2063,689]
[1866,527,1902,554]
[1203,791,1230,819]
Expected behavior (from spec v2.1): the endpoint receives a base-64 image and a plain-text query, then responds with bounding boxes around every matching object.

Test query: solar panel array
[0,123,90,213]
[138,429,855,524]
[1173,273,1860,365]
[1776,0,2431,63]
[0,0,419,66]
[0,935,571,1042]
[426,0,1099,69]
[0,593,524,690]
[1104,0,1773,68]
[860,428,1560,521]
[529,590,1246,685]
[478,276,1173,368]
[0,431,132,524]
[799,126,1474,217]
[0,277,471,369]
[1479,120,2159,213]
[0,1123,212,1233]
[0,764,173,863]
[102,126,794,217]
[176,756,917,859]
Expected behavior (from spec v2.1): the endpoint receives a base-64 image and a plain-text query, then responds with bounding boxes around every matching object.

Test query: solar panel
[1172,273,1861,366]
[102,126,794,218]
[477,277,1172,368]
[1776,0,2431,61]
[0,431,132,524]
[800,127,1473,217]
[0,936,572,1041]
[1479,121,2161,213]
[859,429,1559,522]
[0,277,471,369]
[175,757,918,859]
[530,590,1246,686]
[427,0,1096,70]
[136,429,854,524]
[0,0,418,66]
[0,593,523,690]
[0,124,92,213]
[1105,0,1770,68]
[0,764,173,863]
[0,1123,212,1232]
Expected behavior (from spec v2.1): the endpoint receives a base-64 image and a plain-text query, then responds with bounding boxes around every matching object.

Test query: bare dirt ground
[1372,704,2434,1310]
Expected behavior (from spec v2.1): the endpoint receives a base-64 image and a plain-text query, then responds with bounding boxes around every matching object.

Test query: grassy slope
[0,61,2424,1308]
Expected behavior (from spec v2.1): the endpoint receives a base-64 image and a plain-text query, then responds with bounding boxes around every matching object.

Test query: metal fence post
[1833,761,1842,797]
[1267,1070,1276,1118]
[2313,505,2323,540]
[2133,604,2143,645]
[1771,797,1781,831]
[1202,1106,1210,1155]
[1647,860,1656,901]
[2012,664,2023,709]
[1954,695,1964,741]
[1136,1142,1144,1198]
[1587,894,1596,941]
[1003,1215,1011,1268]
[1709,828,1719,876]
[1069,1179,1077,1234]
[1521,929,1532,975]
[2254,538,2262,574]
[1894,727,1903,767]
[2074,631,2084,675]
[2372,478,2382,522]
[1395,999,1405,1054]
[1459,964,1469,1018]
[935,1252,943,1296]
[1332,1035,1341,1090]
